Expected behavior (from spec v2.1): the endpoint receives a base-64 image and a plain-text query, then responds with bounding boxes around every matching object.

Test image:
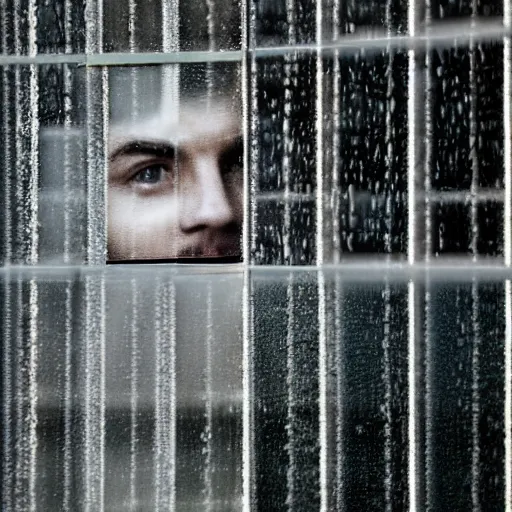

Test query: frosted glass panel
[2,266,511,510]
[249,267,509,510]
[0,64,89,266]
[1,266,243,511]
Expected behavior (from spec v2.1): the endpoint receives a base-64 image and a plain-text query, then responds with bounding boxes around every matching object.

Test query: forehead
[109,99,241,151]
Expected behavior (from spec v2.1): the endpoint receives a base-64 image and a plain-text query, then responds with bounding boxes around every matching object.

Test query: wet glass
[1,0,511,511]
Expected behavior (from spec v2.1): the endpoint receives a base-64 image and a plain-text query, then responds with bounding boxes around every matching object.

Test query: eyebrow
[109,140,176,162]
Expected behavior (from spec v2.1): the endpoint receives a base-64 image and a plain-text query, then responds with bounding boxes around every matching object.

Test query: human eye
[130,163,172,191]
[133,164,166,184]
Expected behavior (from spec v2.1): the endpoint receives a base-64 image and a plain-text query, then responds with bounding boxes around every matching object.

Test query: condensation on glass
[1,0,512,511]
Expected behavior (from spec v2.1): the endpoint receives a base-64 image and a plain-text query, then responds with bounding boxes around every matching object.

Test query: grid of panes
[1,0,512,511]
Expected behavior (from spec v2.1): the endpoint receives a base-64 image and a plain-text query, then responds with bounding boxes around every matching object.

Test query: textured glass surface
[2,0,512,511]
[2,266,511,510]
[1,266,243,511]
[0,64,89,265]
[103,0,241,53]
[0,1,85,56]
[0,0,240,56]
[250,267,508,510]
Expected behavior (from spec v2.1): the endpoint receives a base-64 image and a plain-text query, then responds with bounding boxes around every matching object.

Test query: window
[1,0,511,510]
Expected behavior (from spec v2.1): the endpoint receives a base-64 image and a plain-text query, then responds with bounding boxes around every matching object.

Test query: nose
[178,155,236,233]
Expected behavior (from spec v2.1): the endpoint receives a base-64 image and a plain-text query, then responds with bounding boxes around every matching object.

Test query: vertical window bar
[408,279,417,512]
[505,0,512,270]
[385,0,395,256]
[316,0,324,269]
[469,6,482,511]
[63,0,74,263]
[129,278,139,508]
[317,192,328,512]
[283,0,295,264]
[469,2,479,263]
[27,275,38,512]
[334,272,344,511]
[1,2,13,510]
[242,0,254,508]
[154,277,177,511]
[28,40,40,489]
[85,0,107,265]
[407,0,418,266]
[423,1,433,510]
[316,2,328,511]
[506,279,512,512]
[157,7,178,510]
[206,0,216,101]
[12,1,40,511]
[13,277,39,512]
[424,2,433,262]
[407,2,421,511]
[12,0,40,265]
[241,0,251,267]
[242,264,254,512]
[28,0,39,266]
[128,0,139,121]
[285,273,296,509]
[248,1,258,264]
[2,277,13,511]
[505,1,512,509]
[62,2,75,501]
[62,277,74,512]
[330,5,343,502]
[203,282,214,510]
[161,0,179,124]
[84,1,106,509]
[471,278,481,512]
[14,276,26,509]
[1,2,13,265]
[331,0,341,264]
[382,282,394,511]
[84,272,106,512]
[126,3,140,506]
[128,0,137,54]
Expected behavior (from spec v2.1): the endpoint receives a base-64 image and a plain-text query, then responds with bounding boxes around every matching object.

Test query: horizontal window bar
[0,53,86,66]
[0,18,508,67]
[256,189,504,204]
[86,50,243,66]
[3,259,512,279]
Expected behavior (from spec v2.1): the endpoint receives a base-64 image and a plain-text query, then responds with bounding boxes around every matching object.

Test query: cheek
[108,190,181,256]
[110,191,179,224]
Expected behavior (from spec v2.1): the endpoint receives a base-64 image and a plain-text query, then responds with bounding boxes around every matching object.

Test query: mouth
[178,244,241,259]
[107,229,243,262]
[177,229,242,259]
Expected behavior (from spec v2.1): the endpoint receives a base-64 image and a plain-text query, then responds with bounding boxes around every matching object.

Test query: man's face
[108,99,243,260]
